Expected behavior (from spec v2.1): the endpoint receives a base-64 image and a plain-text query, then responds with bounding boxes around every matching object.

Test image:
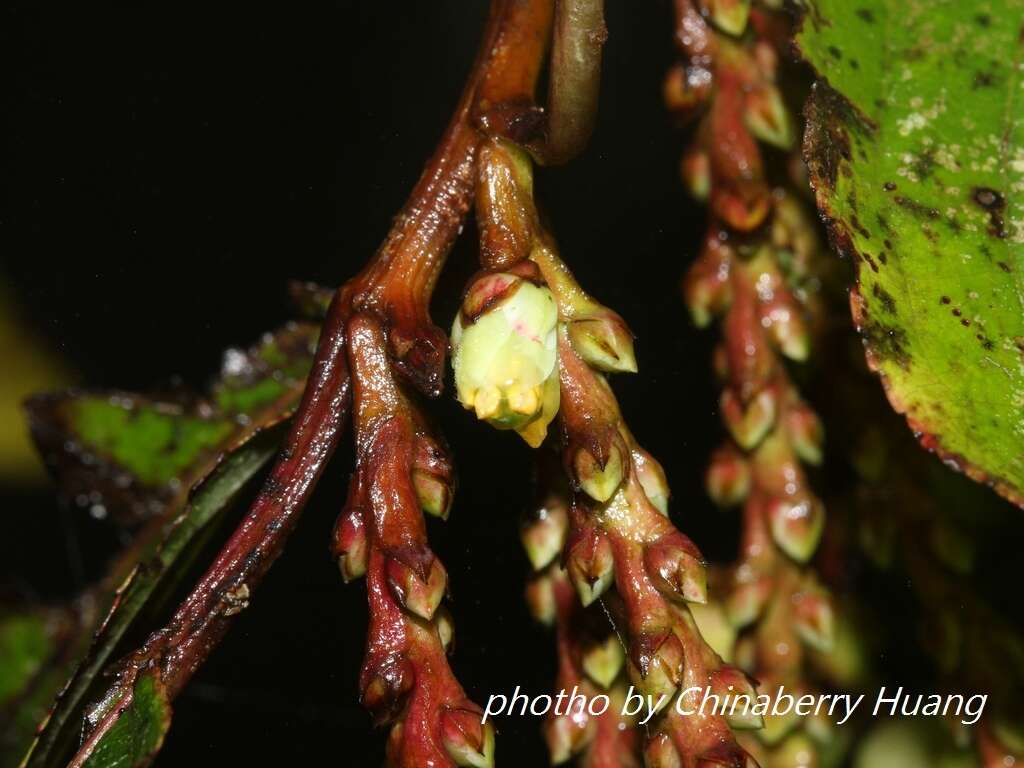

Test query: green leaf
[16,323,317,768]
[27,322,318,525]
[77,673,170,768]
[799,0,1024,506]
[0,614,50,706]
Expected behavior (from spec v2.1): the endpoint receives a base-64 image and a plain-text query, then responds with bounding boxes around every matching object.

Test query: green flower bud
[451,273,560,448]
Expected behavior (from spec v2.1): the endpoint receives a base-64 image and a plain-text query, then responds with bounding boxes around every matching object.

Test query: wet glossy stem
[93,0,558,707]
[540,0,606,164]
[344,0,555,396]
[147,295,353,700]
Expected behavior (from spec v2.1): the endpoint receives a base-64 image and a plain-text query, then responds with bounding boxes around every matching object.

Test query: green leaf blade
[78,673,170,768]
[15,322,318,768]
[800,0,1024,505]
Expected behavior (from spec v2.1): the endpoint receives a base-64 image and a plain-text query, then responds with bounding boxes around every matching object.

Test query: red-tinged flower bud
[771,192,819,267]
[683,246,732,328]
[701,0,751,36]
[568,313,638,374]
[567,529,615,607]
[411,433,455,519]
[712,183,772,233]
[706,444,752,507]
[546,707,595,765]
[711,667,763,730]
[525,572,558,626]
[361,655,415,725]
[767,496,824,563]
[386,554,447,621]
[582,634,627,689]
[682,143,712,202]
[785,403,825,466]
[633,446,671,515]
[760,296,809,362]
[752,40,779,80]
[664,62,714,116]
[574,441,626,503]
[442,706,496,768]
[522,499,570,572]
[645,733,682,768]
[645,535,708,604]
[744,82,793,149]
[725,575,774,628]
[721,388,777,450]
[630,630,684,702]
[792,587,834,653]
[690,602,737,661]
[758,677,801,745]
[332,506,367,583]
[698,742,760,768]
[436,605,455,653]
[412,470,453,520]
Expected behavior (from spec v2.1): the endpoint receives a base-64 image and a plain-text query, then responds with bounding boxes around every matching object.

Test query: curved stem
[540,0,607,165]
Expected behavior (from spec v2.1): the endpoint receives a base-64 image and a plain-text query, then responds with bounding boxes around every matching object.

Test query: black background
[4,1,1021,765]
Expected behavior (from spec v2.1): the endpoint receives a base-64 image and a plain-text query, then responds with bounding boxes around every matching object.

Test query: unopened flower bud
[706,444,752,506]
[745,82,793,150]
[436,606,455,653]
[792,587,834,653]
[567,529,615,607]
[682,144,712,202]
[767,496,825,563]
[645,534,708,604]
[525,572,558,626]
[721,388,777,450]
[631,630,684,702]
[645,733,682,768]
[411,433,455,519]
[386,554,447,621]
[452,272,559,448]
[522,500,570,571]
[583,635,626,689]
[332,506,367,583]
[567,313,637,373]
[711,667,763,730]
[633,446,671,515]
[726,575,773,628]
[545,708,594,764]
[573,441,626,503]
[442,706,496,768]
[758,677,800,745]
[683,241,732,328]
[785,404,825,466]
[361,656,415,725]
[690,601,737,661]
[664,63,714,116]
[760,297,810,362]
[702,0,751,36]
